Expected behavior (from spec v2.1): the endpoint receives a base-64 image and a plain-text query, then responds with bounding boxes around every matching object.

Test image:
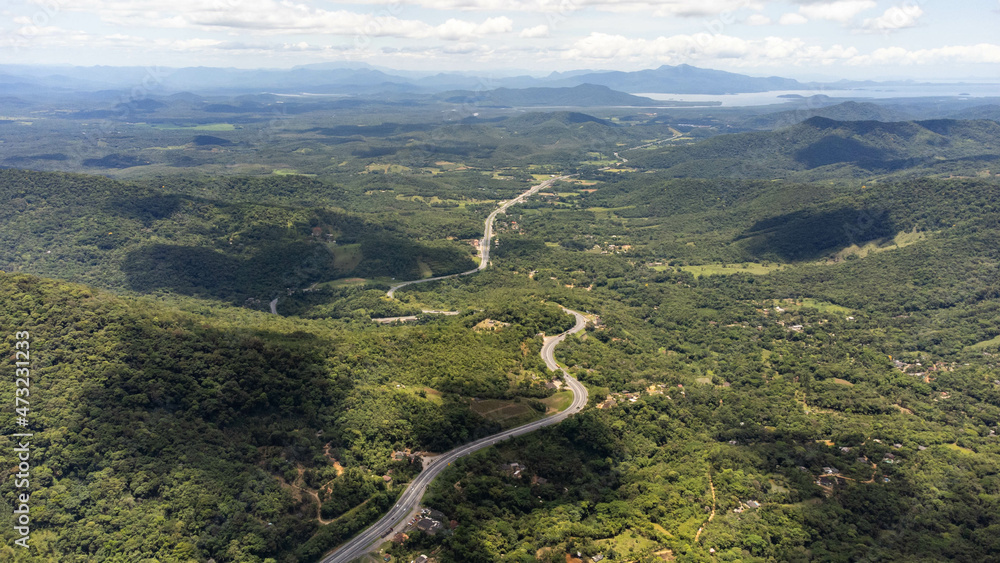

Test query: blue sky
[3,0,1000,80]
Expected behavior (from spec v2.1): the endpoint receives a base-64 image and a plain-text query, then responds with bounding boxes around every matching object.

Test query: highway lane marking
[321,175,586,563]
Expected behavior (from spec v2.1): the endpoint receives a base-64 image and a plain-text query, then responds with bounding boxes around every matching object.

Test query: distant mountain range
[544,64,805,94]
[0,62,945,98]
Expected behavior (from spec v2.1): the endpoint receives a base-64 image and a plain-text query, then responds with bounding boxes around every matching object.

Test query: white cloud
[21,0,514,41]
[434,16,512,40]
[442,42,491,54]
[519,24,550,38]
[11,23,73,38]
[562,31,858,67]
[779,13,809,25]
[649,0,766,17]
[798,0,876,23]
[745,14,772,25]
[847,44,1000,65]
[339,0,763,17]
[860,5,923,33]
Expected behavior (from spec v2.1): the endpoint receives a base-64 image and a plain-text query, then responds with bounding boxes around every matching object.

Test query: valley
[1,62,999,563]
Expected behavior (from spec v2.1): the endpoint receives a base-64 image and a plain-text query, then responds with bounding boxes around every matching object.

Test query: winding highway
[387,174,573,298]
[321,176,588,563]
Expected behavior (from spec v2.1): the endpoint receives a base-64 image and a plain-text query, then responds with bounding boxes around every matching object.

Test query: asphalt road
[319,311,588,563]
[541,307,588,373]
[386,175,573,298]
[321,175,587,563]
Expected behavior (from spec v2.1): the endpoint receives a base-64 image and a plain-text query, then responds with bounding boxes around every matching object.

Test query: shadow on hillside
[121,242,337,303]
[68,308,340,557]
[121,237,476,303]
[736,206,896,262]
[794,136,889,168]
[110,194,185,225]
[122,244,246,300]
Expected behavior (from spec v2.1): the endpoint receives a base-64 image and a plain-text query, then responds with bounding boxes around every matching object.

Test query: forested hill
[740,101,912,130]
[948,104,1000,121]
[0,272,348,561]
[0,169,478,306]
[0,272,574,561]
[629,117,1000,179]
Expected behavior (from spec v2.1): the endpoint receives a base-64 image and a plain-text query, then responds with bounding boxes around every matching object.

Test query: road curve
[386,175,573,299]
[541,307,588,373]
[319,313,588,563]
[321,176,587,563]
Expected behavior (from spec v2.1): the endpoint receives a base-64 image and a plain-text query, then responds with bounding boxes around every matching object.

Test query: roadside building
[415,518,444,535]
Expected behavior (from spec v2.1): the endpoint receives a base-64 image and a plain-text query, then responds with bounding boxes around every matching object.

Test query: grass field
[586,206,635,220]
[470,399,540,428]
[594,530,659,558]
[945,443,975,454]
[416,260,433,278]
[400,385,444,405]
[541,390,573,413]
[829,229,929,262]
[364,163,411,174]
[673,262,786,276]
[331,243,363,271]
[319,277,368,289]
[395,194,493,209]
[434,161,471,171]
[783,298,854,315]
[967,334,1000,351]
[273,168,317,177]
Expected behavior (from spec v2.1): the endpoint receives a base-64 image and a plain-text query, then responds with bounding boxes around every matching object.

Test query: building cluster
[892,357,952,382]
[394,507,456,549]
[392,450,420,463]
[598,384,682,409]
[503,462,525,479]
[733,499,761,513]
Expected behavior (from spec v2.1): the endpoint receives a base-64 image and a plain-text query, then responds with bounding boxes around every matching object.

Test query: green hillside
[0,170,478,305]
[629,117,1000,179]
[0,271,578,561]
[741,101,913,130]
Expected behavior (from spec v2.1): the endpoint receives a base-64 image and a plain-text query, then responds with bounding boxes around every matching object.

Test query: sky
[3,0,1000,81]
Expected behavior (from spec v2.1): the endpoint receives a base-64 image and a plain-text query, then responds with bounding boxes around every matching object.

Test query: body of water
[635,83,1000,107]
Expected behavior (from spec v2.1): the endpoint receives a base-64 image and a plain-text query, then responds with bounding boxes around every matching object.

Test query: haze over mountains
[1,62,989,99]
